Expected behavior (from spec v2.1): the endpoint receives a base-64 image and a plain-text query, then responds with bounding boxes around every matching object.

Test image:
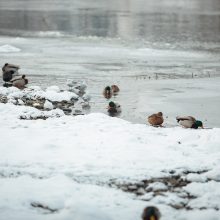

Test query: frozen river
[0,0,220,126]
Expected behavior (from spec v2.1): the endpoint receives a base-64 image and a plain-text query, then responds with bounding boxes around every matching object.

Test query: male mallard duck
[11,75,28,89]
[111,84,120,93]
[176,116,203,129]
[103,86,112,99]
[2,63,20,82]
[148,112,164,126]
[142,206,161,220]
[107,101,121,115]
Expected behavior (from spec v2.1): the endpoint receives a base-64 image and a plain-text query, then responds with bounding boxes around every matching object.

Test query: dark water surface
[1,0,220,49]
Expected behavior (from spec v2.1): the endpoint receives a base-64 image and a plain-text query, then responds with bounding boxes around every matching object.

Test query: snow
[0,98,220,219]
[44,100,53,110]
[0,86,78,102]
[0,44,21,52]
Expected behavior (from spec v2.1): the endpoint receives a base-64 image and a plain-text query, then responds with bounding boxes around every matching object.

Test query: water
[0,0,220,126]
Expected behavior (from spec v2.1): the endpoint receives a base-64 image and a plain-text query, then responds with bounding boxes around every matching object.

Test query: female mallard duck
[107,101,121,115]
[142,206,161,220]
[148,112,164,126]
[11,75,28,89]
[111,84,120,93]
[176,116,203,129]
[103,86,112,99]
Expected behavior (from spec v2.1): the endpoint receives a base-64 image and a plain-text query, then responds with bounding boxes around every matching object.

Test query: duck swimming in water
[176,116,203,129]
[111,84,120,93]
[103,86,113,99]
[142,206,161,220]
[103,85,120,98]
[107,101,121,115]
[148,112,164,126]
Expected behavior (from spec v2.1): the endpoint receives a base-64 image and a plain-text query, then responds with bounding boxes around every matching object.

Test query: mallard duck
[148,112,164,126]
[176,116,203,129]
[2,63,20,73]
[2,63,20,82]
[111,84,120,93]
[11,75,28,89]
[142,206,161,220]
[107,101,121,115]
[103,86,112,99]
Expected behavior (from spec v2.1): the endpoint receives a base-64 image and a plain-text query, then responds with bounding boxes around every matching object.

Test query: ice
[0,44,21,52]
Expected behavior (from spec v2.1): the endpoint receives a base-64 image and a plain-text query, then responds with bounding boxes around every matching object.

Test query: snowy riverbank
[0,99,220,219]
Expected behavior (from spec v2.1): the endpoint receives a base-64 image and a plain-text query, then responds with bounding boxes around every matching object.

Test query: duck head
[192,120,203,129]
[157,112,163,117]
[142,206,161,220]
[108,101,116,108]
[105,86,111,94]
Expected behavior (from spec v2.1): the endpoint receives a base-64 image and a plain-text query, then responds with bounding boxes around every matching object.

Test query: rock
[17,99,24,105]
[62,108,72,113]
[136,181,145,187]
[33,102,44,109]
[120,186,128,191]
[44,100,53,110]
[136,187,146,195]
[128,185,138,190]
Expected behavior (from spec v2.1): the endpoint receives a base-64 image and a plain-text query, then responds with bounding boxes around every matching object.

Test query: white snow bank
[0,44,21,52]
[0,103,64,120]
[0,86,78,102]
[0,101,220,219]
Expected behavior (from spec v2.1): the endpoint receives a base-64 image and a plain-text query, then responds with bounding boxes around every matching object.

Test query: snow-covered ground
[0,90,220,219]
[1,0,220,219]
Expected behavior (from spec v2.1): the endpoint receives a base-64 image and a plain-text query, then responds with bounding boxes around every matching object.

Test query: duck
[11,75,28,89]
[148,112,164,126]
[2,63,20,82]
[176,116,203,129]
[103,86,113,99]
[2,63,20,73]
[107,101,121,115]
[111,84,120,93]
[142,206,161,220]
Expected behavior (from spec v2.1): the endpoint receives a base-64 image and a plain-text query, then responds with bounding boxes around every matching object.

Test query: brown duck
[111,84,120,93]
[148,112,164,126]
[11,75,28,89]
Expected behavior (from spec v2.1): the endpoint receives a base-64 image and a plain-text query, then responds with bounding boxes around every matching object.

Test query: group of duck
[2,63,28,89]
[1,63,203,129]
[103,85,204,129]
[103,85,122,115]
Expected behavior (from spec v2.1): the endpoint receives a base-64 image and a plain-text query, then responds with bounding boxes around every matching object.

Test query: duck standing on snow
[103,86,112,99]
[148,112,164,126]
[176,116,203,129]
[10,75,28,89]
[142,206,161,220]
[107,101,121,115]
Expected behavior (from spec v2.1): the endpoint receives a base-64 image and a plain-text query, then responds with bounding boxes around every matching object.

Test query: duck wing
[176,116,196,122]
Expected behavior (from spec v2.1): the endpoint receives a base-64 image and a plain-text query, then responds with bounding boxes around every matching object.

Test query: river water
[0,0,220,126]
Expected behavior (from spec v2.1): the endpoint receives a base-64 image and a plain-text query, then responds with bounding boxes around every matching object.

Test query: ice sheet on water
[0,44,21,52]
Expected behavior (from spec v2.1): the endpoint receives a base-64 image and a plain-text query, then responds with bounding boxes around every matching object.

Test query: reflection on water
[0,0,220,47]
